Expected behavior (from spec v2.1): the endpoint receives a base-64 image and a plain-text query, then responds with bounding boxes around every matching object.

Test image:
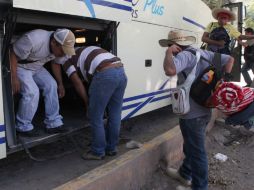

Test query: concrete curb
[55,126,184,190]
[55,108,220,190]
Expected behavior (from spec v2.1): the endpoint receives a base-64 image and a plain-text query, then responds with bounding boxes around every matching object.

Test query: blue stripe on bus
[122,102,142,111]
[122,94,171,111]
[91,0,132,11]
[122,97,154,120]
[0,137,5,144]
[159,79,169,90]
[150,94,171,103]
[123,89,171,103]
[122,80,171,119]
[182,17,205,30]
[0,125,5,132]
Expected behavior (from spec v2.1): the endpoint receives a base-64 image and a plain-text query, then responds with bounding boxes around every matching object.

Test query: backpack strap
[185,49,224,81]
[212,52,222,72]
[180,49,203,80]
[184,49,212,65]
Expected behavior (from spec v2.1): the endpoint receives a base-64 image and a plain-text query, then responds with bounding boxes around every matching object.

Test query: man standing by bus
[10,28,76,137]
[55,46,127,160]
[240,28,254,87]
[202,8,254,55]
[159,30,234,190]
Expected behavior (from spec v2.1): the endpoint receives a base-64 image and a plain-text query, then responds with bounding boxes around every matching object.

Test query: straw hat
[212,8,236,21]
[159,30,196,47]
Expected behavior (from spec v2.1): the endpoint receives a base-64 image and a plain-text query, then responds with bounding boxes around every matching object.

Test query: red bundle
[212,82,254,115]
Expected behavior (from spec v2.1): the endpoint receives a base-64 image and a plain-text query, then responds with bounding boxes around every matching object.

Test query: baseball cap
[54,29,76,56]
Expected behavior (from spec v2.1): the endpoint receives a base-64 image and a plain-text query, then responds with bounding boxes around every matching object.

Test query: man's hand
[12,76,20,95]
[167,44,182,55]
[163,44,179,76]
[58,84,65,98]
[217,40,225,47]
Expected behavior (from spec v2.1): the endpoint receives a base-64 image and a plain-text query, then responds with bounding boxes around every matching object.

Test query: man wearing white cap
[10,28,75,137]
[159,30,234,190]
[202,8,254,55]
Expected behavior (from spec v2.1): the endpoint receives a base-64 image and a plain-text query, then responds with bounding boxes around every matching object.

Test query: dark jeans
[226,101,254,129]
[241,61,254,86]
[179,115,210,190]
[88,67,127,156]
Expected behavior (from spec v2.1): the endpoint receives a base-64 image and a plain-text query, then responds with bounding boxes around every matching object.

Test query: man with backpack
[159,30,234,190]
[240,28,254,87]
[202,8,254,55]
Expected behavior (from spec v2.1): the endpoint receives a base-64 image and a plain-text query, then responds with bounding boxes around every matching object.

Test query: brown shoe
[17,129,40,137]
[82,151,105,160]
[45,125,68,134]
[106,150,117,156]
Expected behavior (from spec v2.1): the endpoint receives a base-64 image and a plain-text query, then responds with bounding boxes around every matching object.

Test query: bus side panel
[0,63,6,159]
[117,21,176,120]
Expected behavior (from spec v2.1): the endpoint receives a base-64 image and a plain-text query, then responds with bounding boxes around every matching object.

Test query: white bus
[0,0,223,159]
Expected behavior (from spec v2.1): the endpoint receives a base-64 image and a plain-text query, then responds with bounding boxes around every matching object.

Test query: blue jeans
[88,67,127,156]
[179,115,210,190]
[241,61,254,86]
[226,101,254,129]
[16,67,63,132]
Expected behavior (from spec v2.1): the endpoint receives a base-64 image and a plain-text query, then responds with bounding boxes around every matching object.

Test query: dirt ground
[0,106,178,190]
[141,121,254,190]
[1,106,253,190]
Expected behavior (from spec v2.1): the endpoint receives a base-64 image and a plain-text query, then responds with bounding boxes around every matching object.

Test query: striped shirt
[55,46,121,81]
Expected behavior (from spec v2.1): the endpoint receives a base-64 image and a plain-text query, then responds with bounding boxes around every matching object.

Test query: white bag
[171,51,201,115]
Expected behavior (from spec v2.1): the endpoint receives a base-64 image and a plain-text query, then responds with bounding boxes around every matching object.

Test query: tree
[202,0,223,9]
[245,2,254,28]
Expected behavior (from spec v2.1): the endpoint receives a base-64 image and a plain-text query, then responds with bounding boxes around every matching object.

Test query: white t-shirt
[13,29,56,71]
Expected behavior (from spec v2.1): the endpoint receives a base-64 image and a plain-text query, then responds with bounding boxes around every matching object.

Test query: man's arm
[69,73,88,112]
[163,45,182,76]
[10,50,20,94]
[238,34,254,41]
[201,32,225,47]
[51,63,65,98]
[237,39,248,47]
[223,56,234,73]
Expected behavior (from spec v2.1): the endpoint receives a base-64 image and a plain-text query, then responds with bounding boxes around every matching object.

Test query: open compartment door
[223,2,243,82]
[0,32,7,159]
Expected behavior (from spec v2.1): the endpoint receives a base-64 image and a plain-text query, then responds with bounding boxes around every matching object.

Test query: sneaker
[239,126,254,136]
[165,167,192,186]
[17,129,40,137]
[176,185,191,190]
[106,150,117,156]
[82,151,105,160]
[249,127,254,133]
[45,125,68,134]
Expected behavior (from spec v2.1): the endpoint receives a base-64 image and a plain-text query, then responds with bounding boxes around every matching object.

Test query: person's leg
[225,101,254,126]
[16,68,40,132]
[165,119,192,186]
[88,69,118,156]
[241,62,252,86]
[105,68,127,153]
[250,62,254,87]
[178,119,192,181]
[179,116,210,190]
[33,67,63,128]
